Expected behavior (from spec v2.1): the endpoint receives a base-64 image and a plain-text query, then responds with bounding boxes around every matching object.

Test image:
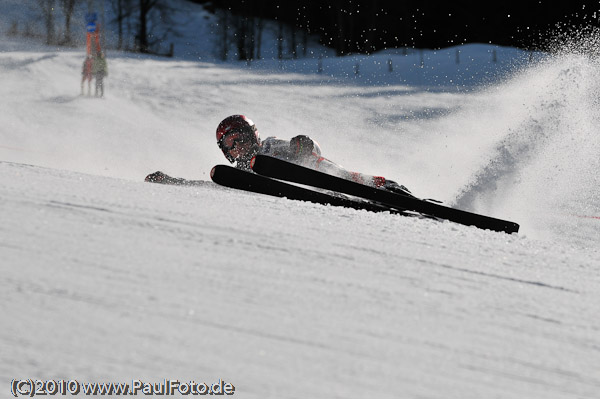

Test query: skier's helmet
[216,115,260,163]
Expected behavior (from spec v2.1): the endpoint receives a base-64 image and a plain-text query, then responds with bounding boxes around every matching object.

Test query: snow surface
[2,2,600,398]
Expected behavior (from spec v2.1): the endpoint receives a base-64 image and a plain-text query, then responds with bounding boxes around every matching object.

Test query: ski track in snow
[2,3,600,397]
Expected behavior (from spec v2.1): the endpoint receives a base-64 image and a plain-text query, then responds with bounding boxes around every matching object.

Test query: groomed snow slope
[2,8,600,398]
[2,160,600,399]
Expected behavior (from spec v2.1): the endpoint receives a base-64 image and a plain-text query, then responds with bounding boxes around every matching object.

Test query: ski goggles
[221,132,247,151]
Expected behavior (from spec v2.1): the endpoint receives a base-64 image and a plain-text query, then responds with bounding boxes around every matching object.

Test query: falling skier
[145,114,410,194]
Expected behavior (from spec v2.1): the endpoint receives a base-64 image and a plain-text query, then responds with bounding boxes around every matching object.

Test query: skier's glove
[290,135,315,159]
[145,171,167,183]
[145,171,185,185]
[383,179,412,195]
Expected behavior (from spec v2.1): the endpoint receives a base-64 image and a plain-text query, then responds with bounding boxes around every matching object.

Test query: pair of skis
[210,155,519,234]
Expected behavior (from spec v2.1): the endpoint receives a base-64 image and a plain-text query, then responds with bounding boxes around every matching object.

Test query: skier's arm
[300,154,411,194]
[273,135,411,193]
[314,157,386,188]
[285,136,388,189]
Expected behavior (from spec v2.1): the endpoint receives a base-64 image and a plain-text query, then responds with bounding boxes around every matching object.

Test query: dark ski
[250,155,520,234]
[210,164,402,214]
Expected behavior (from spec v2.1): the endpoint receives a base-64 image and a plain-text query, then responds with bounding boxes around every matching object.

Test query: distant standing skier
[80,55,93,96]
[145,115,410,194]
[93,52,108,98]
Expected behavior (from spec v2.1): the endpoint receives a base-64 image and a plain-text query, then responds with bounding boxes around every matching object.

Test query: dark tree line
[110,0,177,53]
[31,0,176,54]
[194,0,600,54]
[208,0,312,61]
[35,0,85,46]
[28,0,600,57]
